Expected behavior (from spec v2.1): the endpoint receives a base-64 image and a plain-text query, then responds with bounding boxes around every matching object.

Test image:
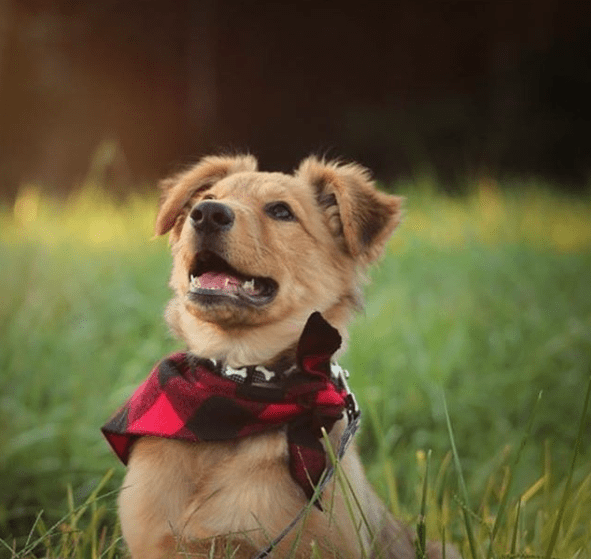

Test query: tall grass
[1,182,590,557]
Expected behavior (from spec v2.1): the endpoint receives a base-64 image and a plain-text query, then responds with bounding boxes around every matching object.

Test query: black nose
[190,201,235,232]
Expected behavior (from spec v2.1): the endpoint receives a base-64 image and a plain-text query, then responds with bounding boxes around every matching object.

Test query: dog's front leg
[118,438,205,559]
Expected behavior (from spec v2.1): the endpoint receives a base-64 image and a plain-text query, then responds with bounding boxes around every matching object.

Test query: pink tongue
[199,271,241,290]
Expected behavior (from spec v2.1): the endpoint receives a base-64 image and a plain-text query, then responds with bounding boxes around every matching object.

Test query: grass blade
[509,499,521,556]
[544,375,591,559]
[486,390,542,558]
[13,471,118,557]
[384,458,401,518]
[320,427,373,554]
[442,390,480,559]
[24,509,44,549]
[415,449,431,559]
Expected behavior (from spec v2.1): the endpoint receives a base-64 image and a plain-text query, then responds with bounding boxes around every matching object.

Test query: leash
[252,365,361,559]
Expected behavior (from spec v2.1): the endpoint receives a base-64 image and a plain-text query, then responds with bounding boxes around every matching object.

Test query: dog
[102,154,454,558]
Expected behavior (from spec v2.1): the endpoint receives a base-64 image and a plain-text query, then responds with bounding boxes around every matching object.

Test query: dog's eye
[265,202,296,222]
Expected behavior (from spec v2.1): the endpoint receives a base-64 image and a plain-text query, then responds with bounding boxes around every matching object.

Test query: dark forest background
[1,0,591,200]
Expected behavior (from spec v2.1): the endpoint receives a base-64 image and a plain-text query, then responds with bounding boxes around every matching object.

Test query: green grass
[1,182,590,557]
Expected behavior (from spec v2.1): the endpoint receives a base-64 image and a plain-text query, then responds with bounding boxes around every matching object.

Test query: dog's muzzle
[185,201,278,307]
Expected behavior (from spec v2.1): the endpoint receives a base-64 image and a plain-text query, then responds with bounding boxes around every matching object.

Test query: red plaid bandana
[102,312,348,501]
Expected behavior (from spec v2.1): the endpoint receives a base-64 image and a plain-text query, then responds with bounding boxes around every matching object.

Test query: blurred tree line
[0,0,590,200]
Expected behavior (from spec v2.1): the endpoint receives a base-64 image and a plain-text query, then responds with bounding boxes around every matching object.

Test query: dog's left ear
[154,154,258,236]
[296,157,402,263]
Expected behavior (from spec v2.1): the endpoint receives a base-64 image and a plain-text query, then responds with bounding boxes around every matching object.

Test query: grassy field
[1,181,590,558]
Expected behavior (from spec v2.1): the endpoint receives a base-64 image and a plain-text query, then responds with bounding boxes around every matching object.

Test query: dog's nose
[190,201,235,232]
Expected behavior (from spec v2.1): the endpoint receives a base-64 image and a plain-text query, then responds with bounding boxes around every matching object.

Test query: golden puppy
[103,155,452,558]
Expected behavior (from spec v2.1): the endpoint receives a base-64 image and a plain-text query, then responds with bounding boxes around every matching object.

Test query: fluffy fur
[117,154,452,558]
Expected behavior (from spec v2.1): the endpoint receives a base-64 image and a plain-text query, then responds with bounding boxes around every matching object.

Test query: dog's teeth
[242,279,255,293]
[190,275,201,289]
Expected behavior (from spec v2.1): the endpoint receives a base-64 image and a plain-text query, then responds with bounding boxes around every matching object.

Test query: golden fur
[117,155,453,558]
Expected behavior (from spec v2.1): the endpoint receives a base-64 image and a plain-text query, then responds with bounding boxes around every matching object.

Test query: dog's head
[155,154,402,364]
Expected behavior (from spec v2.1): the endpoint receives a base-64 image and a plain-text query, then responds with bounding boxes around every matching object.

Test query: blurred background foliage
[0,0,590,201]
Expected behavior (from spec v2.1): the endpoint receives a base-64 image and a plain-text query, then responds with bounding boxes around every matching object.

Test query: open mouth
[188,251,277,306]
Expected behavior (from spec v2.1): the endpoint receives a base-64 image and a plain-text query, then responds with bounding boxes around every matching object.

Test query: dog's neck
[167,303,350,368]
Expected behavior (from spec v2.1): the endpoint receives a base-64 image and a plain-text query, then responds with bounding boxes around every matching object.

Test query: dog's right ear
[154,155,258,236]
[296,157,402,264]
